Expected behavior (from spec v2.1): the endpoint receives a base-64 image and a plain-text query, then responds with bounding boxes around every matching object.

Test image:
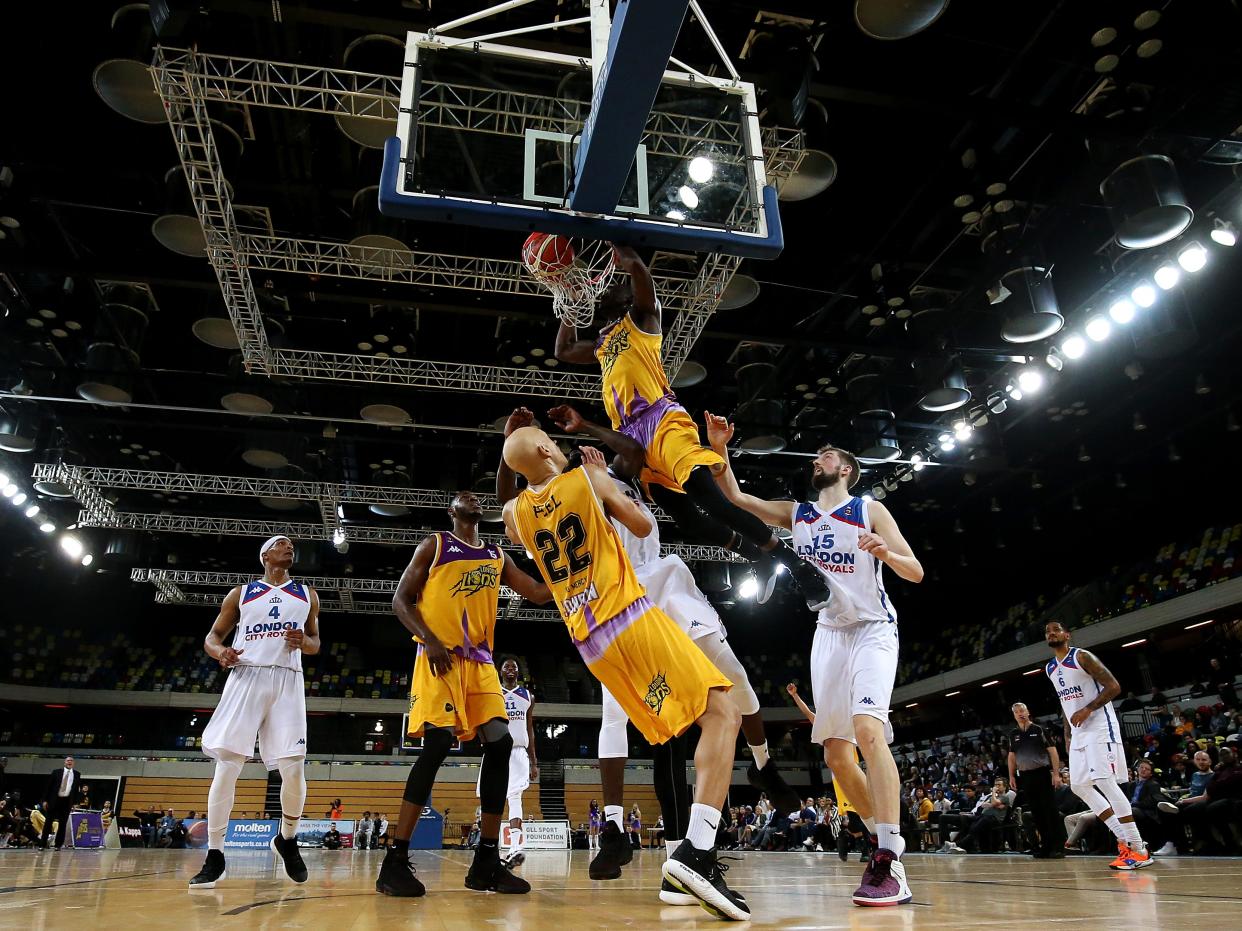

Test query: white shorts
[1070,740,1127,786]
[202,664,307,769]
[476,746,531,816]
[635,554,724,642]
[809,622,898,745]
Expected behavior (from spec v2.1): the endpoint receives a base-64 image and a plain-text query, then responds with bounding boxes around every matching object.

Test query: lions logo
[644,672,671,716]
[598,326,630,376]
[409,693,418,710]
[451,564,500,596]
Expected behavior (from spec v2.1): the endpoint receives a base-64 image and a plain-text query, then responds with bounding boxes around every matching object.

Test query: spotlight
[1044,349,1063,372]
[738,575,758,599]
[40,521,55,533]
[665,210,686,221]
[24,504,39,518]
[1061,334,1087,359]
[1108,298,1136,324]
[0,471,8,486]
[60,534,84,558]
[1085,316,1111,342]
[938,432,955,452]
[1004,383,1024,401]
[1154,264,1180,290]
[861,493,874,501]
[872,485,887,500]
[678,185,699,209]
[688,156,714,183]
[1017,367,1044,394]
[954,420,972,441]
[987,392,1008,414]
[1177,241,1207,272]
[1210,219,1237,247]
[1131,282,1156,308]
[332,528,346,546]
[0,483,15,499]
[81,554,94,567]
[910,452,925,472]
[11,492,27,506]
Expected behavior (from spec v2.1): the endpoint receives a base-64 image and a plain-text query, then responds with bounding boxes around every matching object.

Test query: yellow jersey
[595,311,680,436]
[511,467,647,643]
[415,532,504,662]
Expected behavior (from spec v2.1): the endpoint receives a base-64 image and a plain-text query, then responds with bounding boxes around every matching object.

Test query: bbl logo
[598,326,630,375]
[452,564,499,596]
[644,672,671,716]
[409,694,418,709]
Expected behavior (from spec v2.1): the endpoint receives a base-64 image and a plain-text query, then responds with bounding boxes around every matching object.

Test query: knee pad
[478,730,514,814]
[507,797,524,823]
[1071,781,1110,817]
[478,718,512,744]
[404,727,454,803]
[598,686,629,759]
[1092,777,1132,817]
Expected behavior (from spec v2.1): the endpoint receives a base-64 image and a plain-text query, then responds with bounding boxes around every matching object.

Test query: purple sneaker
[852,849,912,907]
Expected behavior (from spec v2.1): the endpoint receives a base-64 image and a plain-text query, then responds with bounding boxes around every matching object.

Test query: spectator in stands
[937,785,980,852]
[1127,760,1176,855]
[958,778,1014,853]
[792,798,818,848]
[1181,744,1242,852]
[322,825,342,850]
[1118,691,1143,712]
[155,809,175,846]
[628,804,642,850]
[652,815,664,848]
[329,799,343,820]
[375,813,389,849]
[355,811,371,850]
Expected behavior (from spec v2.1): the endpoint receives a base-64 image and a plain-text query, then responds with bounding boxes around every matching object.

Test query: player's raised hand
[503,407,535,437]
[857,531,890,560]
[284,628,305,652]
[579,446,607,468]
[547,404,584,434]
[217,646,245,669]
[611,243,640,266]
[785,682,798,697]
[703,410,734,449]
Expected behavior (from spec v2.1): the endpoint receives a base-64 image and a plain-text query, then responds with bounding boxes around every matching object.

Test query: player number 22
[533,513,592,582]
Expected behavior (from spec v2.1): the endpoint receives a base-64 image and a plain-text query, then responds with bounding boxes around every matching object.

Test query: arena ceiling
[1,0,1240,616]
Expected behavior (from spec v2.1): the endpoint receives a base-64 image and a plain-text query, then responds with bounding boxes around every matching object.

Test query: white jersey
[232,578,311,671]
[608,472,660,569]
[503,685,533,748]
[1046,647,1121,745]
[790,497,896,628]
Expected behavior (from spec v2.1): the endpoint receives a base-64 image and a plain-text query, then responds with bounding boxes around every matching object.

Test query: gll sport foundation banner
[295,819,356,848]
[502,820,571,850]
[224,819,279,848]
[69,811,105,848]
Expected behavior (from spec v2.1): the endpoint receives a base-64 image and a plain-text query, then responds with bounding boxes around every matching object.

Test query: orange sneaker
[1109,842,1153,870]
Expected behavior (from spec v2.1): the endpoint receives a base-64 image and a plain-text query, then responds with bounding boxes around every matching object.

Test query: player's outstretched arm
[584,461,653,537]
[859,501,924,583]
[786,682,815,724]
[548,403,645,481]
[501,553,553,605]
[703,410,794,530]
[496,407,534,504]
[394,536,453,677]
[554,320,598,364]
[611,244,659,333]
[1071,651,1121,727]
[285,587,322,655]
[205,586,244,668]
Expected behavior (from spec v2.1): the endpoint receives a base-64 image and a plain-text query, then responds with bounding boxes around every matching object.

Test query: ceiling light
[11,492,27,507]
[666,210,686,221]
[1184,619,1214,630]
[905,702,919,709]
[25,504,39,518]
[1006,385,1023,401]
[688,156,714,183]
[1085,316,1111,342]
[872,485,886,500]
[910,452,925,472]
[1122,638,1147,648]
[81,554,94,567]
[1044,350,1063,372]
[1154,264,1180,290]
[953,420,972,441]
[678,185,699,209]
[1061,334,1087,359]
[1177,241,1207,272]
[1,483,16,498]
[945,690,961,697]
[1017,367,1044,394]
[861,493,873,501]
[1132,283,1157,309]
[1108,298,1136,324]
[1077,444,1091,463]
[40,522,55,533]
[1023,668,1042,676]
[0,471,8,486]
[1210,219,1237,247]
[982,680,1000,688]
[738,576,758,599]
[60,534,84,558]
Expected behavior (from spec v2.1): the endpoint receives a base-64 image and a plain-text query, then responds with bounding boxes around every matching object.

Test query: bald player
[501,425,750,922]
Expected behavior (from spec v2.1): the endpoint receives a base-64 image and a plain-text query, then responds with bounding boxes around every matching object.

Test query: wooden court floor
[2,847,1239,929]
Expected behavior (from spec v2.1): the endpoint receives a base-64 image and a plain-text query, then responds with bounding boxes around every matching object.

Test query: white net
[522,236,616,328]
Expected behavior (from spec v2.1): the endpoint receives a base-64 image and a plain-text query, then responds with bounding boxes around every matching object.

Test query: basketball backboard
[378,1,795,258]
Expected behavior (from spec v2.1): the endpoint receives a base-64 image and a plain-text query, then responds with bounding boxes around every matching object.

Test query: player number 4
[269,606,281,620]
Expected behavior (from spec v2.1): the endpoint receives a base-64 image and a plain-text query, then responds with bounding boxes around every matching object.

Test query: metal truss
[151,47,743,393]
[154,589,562,622]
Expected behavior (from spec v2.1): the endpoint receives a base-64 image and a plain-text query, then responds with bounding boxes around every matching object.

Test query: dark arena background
[1,1,1242,928]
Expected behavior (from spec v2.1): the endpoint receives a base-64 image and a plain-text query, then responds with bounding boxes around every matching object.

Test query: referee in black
[1007,702,1066,858]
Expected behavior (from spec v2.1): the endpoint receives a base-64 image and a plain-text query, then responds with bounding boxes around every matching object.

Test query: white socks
[861,815,876,836]
[664,838,680,860]
[509,827,523,853]
[277,758,306,840]
[1119,820,1143,848]
[877,822,904,858]
[686,803,721,851]
[604,805,624,832]
[750,742,770,769]
[207,757,245,850]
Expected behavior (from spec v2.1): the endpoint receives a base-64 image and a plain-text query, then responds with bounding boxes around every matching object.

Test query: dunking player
[375,492,551,898]
[1044,620,1153,869]
[553,245,832,613]
[706,413,923,907]
[483,656,537,867]
[502,424,750,921]
[190,535,318,889]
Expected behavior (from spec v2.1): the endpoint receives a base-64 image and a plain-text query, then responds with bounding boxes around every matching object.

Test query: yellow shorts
[575,597,731,745]
[638,407,725,493]
[407,649,505,742]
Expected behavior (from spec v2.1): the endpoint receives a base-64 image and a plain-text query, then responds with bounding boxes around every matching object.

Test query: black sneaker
[787,559,832,612]
[269,833,308,883]
[188,849,226,890]
[661,841,750,921]
[752,557,779,605]
[375,849,426,897]
[589,821,633,880]
[465,847,531,894]
[746,760,801,817]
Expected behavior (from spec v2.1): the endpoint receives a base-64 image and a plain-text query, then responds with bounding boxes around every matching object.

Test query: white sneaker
[1154,841,1177,856]
[815,844,824,852]
[803,837,815,848]
[947,843,967,854]
[1157,801,1179,815]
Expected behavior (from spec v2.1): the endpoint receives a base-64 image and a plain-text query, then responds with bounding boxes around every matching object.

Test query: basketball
[522,232,576,279]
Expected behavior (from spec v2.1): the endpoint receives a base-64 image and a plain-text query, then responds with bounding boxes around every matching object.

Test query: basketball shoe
[270,833,308,883]
[465,844,531,893]
[852,849,912,906]
[188,849,226,889]
[662,841,750,921]
[1108,841,1153,870]
[589,820,633,879]
[375,848,426,897]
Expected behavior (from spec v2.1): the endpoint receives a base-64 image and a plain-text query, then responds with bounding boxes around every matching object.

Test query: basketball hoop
[522,233,617,328]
